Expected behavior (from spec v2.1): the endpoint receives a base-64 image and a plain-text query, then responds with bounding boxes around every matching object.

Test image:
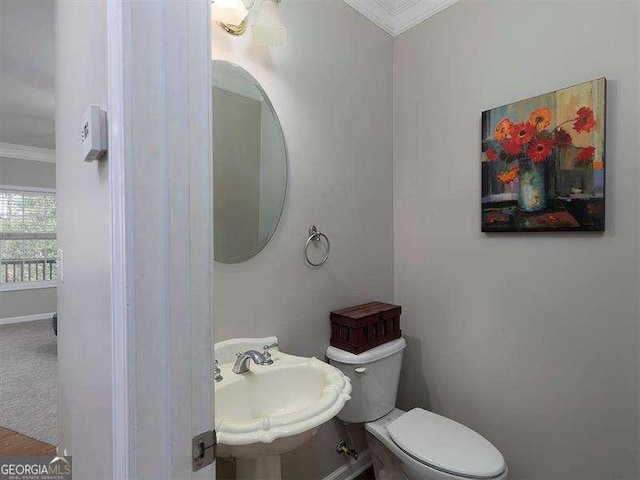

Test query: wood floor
[0,426,56,456]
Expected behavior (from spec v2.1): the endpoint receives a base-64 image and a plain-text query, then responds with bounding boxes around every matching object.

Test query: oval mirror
[213,61,287,263]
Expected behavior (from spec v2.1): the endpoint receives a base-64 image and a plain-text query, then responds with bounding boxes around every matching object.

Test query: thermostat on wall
[81,105,107,162]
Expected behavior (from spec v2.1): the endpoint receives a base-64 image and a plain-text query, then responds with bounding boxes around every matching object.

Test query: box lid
[331,301,400,320]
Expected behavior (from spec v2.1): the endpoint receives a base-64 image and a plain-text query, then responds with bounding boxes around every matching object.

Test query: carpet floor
[0,319,57,445]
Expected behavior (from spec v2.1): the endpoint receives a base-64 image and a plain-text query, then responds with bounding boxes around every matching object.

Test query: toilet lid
[387,408,506,479]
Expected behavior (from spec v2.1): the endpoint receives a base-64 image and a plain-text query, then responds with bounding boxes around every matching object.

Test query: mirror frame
[212,60,289,264]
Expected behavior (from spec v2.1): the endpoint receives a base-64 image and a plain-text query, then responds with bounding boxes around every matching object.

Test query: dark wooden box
[330,302,401,354]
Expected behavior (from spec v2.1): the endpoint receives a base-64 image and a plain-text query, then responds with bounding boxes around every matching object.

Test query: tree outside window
[0,189,57,284]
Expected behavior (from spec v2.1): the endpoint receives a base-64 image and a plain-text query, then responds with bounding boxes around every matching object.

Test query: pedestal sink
[214,337,352,480]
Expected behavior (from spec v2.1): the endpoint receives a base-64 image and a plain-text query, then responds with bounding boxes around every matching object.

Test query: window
[0,187,57,289]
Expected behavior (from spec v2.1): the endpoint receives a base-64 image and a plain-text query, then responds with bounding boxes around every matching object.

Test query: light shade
[212,0,248,27]
[253,0,286,47]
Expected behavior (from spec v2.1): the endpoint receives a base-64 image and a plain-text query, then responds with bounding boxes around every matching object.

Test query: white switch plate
[57,248,64,282]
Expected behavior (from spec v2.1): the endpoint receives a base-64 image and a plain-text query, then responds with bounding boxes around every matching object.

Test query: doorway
[0,0,58,457]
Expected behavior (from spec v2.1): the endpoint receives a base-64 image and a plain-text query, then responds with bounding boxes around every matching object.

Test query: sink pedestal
[236,455,281,480]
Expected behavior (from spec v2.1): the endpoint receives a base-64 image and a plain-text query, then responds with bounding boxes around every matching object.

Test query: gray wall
[0,157,55,189]
[394,2,639,479]
[55,1,112,478]
[0,156,57,319]
[213,1,394,478]
[0,288,56,319]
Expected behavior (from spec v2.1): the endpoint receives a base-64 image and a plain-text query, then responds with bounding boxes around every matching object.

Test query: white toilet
[326,337,508,480]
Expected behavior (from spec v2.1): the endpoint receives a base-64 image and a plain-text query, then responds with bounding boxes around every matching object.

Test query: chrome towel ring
[305,225,330,267]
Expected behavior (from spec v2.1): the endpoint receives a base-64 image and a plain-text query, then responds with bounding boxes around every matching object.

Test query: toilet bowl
[326,338,508,480]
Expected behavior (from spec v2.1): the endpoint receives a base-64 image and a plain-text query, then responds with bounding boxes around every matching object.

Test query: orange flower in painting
[502,138,522,156]
[497,166,520,184]
[527,135,555,163]
[576,145,596,163]
[512,122,535,145]
[486,148,498,161]
[574,107,597,133]
[528,108,553,130]
[494,119,513,141]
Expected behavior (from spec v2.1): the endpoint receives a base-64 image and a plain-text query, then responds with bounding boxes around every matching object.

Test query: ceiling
[344,0,460,36]
[0,0,55,150]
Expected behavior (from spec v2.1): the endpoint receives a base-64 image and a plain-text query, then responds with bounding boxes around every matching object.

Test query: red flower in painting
[502,138,522,156]
[554,127,573,147]
[527,135,555,163]
[576,145,596,163]
[486,148,498,161]
[512,122,535,145]
[574,107,597,133]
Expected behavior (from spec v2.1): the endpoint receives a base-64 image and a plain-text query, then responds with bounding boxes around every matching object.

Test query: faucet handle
[262,344,277,364]
[261,349,274,365]
[213,359,223,382]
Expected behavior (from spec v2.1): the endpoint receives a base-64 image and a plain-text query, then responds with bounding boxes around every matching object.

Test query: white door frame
[106,0,132,477]
[107,1,214,479]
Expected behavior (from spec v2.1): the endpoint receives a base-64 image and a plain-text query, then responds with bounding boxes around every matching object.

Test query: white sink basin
[215,337,352,463]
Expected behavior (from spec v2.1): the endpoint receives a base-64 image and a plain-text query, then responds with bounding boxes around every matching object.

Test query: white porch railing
[1,258,57,283]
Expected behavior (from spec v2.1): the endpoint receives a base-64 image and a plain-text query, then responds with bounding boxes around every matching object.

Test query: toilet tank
[326,337,406,423]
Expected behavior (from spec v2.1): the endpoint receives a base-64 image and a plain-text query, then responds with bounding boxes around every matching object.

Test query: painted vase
[518,158,546,212]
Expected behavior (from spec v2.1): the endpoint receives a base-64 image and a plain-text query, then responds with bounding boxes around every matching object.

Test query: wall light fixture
[212,0,286,46]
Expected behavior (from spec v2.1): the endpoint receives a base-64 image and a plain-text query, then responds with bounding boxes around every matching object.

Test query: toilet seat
[387,408,506,479]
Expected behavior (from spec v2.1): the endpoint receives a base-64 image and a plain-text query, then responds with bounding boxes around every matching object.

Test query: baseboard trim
[324,449,372,480]
[0,313,54,326]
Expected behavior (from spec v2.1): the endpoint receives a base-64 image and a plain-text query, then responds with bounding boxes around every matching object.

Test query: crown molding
[344,0,461,37]
[344,0,395,35]
[0,142,56,163]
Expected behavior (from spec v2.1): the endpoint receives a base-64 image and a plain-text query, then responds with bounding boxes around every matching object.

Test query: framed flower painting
[481,78,606,232]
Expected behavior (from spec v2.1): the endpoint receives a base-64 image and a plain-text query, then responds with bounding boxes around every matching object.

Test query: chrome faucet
[232,349,273,374]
